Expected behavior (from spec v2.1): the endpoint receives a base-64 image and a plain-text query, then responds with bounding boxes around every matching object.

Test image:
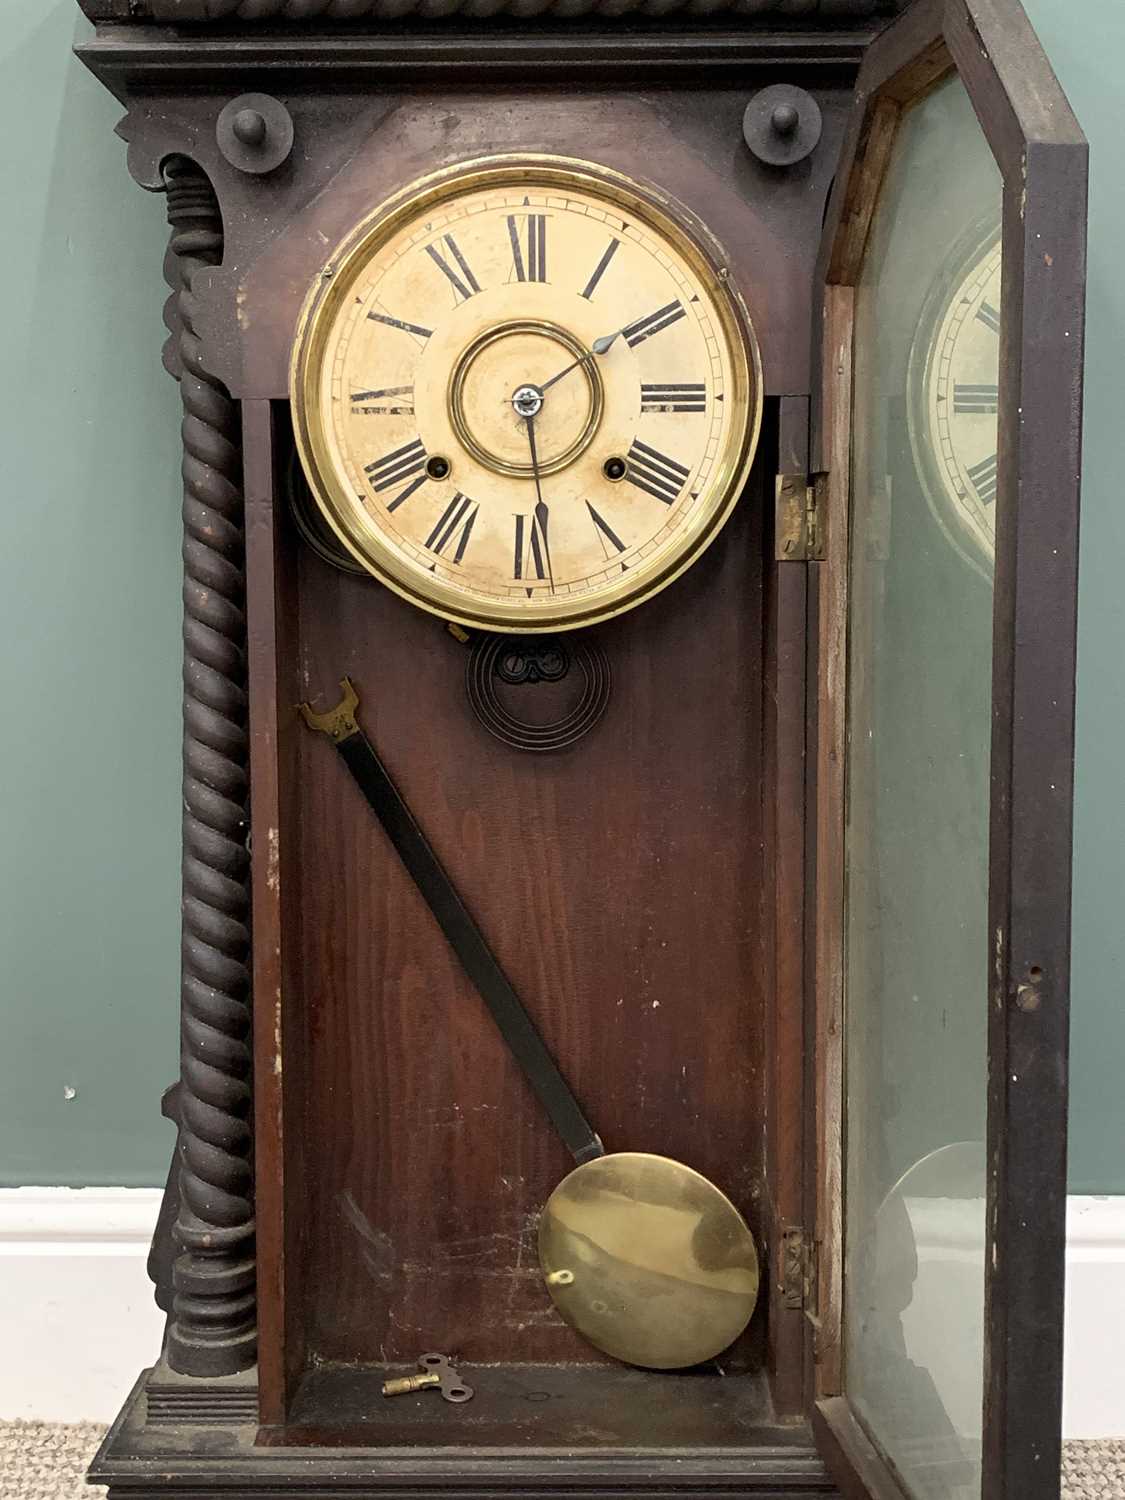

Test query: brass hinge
[781,1226,817,1311]
[775,473,825,562]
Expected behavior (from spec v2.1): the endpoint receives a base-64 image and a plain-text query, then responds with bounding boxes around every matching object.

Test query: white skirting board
[0,1188,166,1425]
[0,1188,1122,1435]
[1062,1196,1125,1440]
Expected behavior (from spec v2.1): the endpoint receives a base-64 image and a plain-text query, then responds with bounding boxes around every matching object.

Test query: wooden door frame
[807,0,1087,1495]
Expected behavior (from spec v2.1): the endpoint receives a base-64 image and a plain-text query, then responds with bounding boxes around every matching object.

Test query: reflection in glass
[908,232,1002,580]
[844,75,1001,1500]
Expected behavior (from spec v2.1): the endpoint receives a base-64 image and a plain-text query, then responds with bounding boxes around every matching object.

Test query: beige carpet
[1,1421,1123,1498]
[1,1424,107,1500]
[1066,1443,1125,1500]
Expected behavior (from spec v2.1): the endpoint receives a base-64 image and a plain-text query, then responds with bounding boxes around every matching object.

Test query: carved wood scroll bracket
[163,156,256,1379]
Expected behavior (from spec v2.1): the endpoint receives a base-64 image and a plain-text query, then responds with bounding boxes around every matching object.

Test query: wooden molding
[77,0,909,25]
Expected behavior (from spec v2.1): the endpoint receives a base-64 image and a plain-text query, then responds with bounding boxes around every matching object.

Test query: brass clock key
[382,1353,474,1404]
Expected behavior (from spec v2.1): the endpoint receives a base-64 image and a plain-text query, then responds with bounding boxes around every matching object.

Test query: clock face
[291,156,762,632]
[909,232,1002,577]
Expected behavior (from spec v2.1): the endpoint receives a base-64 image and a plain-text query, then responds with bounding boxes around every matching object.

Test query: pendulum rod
[300,678,604,1166]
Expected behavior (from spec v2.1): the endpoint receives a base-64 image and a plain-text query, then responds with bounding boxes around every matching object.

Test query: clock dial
[291,157,762,632]
[910,233,1002,576]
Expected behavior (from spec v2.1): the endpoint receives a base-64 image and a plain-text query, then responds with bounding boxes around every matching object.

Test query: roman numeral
[586,501,627,563]
[623,301,686,349]
[580,237,620,301]
[426,235,482,303]
[425,493,479,563]
[508,213,548,283]
[976,301,1001,334]
[625,440,690,505]
[350,385,414,416]
[513,510,550,580]
[967,452,999,505]
[366,310,433,343]
[953,383,999,414]
[640,382,707,414]
[364,437,428,512]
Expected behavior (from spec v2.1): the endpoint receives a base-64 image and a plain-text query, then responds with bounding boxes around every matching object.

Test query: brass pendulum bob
[538,1152,759,1370]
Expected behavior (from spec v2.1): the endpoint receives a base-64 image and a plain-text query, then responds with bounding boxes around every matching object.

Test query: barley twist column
[162,156,256,1377]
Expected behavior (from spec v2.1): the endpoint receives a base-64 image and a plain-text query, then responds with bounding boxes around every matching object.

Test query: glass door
[846,74,999,1500]
[808,4,1086,1497]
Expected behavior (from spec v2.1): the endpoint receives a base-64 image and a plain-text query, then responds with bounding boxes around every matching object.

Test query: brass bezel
[448,319,604,479]
[290,154,764,634]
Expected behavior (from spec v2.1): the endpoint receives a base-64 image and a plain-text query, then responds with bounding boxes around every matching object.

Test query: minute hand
[538,329,623,394]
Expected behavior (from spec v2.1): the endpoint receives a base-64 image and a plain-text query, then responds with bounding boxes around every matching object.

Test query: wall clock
[291,156,762,631]
[908,224,1002,578]
[74,2,1085,1499]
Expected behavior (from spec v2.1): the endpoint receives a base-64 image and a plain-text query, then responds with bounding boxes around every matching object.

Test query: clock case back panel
[290,446,769,1376]
[239,86,845,1437]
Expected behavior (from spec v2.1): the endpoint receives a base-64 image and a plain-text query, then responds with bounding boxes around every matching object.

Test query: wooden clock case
[74,2,1085,1497]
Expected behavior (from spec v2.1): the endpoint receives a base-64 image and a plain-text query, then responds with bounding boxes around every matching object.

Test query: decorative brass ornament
[539,1152,760,1370]
[290,154,763,633]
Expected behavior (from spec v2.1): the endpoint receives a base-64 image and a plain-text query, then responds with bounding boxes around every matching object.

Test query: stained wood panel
[287,451,769,1366]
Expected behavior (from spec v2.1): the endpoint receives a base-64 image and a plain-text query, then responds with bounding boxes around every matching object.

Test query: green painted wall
[1020,0,1125,1194]
[1,0,1120,1191]
[0,2,182,1186]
